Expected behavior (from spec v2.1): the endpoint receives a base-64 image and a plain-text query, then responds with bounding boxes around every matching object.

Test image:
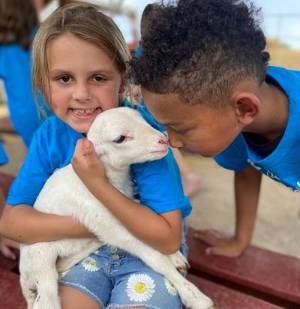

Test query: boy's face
[142,89,242,157]
[46,33,123,133]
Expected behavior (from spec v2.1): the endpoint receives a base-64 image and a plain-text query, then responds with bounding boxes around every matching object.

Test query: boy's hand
[194,229,248,257]
[72,138,107,185]
[0,237,19,260]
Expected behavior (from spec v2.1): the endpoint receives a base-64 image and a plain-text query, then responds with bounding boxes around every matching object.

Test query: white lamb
[19,107,213,309]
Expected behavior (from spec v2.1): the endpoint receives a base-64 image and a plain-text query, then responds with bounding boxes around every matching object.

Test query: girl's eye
[58,75,71,83]
[113,135,127,144]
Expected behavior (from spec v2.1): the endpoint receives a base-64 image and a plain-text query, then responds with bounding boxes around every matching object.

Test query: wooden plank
[188,274,283,309]
[0,254,18,272]
[0,269,26,309]
[187,228,300,307]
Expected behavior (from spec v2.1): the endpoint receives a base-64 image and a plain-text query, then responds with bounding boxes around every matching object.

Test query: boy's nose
[167,128,184,149]
[72,83,90,102]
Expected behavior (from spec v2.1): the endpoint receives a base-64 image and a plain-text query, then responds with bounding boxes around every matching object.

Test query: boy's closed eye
[93,74,107,83]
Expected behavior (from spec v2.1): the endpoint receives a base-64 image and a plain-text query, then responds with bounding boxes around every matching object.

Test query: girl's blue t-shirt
[0,142,8,165]
[7,104,192,218]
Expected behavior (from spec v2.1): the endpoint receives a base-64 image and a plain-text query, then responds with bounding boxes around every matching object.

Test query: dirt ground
[1,131,299,259]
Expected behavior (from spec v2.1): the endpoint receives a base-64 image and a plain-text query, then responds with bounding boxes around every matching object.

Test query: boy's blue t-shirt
[214,66,300,191]
[0,43,48,148]
[7,104,191,218]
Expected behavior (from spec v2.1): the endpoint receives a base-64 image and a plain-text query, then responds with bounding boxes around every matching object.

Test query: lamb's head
[87,107,169,169]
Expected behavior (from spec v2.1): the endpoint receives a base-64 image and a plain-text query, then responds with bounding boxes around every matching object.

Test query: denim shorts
[59,237,188,309]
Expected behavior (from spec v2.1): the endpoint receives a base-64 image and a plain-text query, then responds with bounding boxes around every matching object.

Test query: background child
[0,2,191,308]
[130,0,298,258]
[0,0,49,146]
[0,0,49,259]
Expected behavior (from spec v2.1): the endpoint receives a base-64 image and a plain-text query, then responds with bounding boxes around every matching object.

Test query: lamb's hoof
[169,251,189,273]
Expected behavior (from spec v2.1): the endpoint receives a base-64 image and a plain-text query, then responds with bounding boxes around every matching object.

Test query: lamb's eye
[113,135,126,144]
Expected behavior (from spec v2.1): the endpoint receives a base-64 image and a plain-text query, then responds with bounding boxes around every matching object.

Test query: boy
[129,0,300,257]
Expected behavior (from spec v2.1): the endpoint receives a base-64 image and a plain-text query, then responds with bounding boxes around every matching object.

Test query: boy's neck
[244,80,289,141]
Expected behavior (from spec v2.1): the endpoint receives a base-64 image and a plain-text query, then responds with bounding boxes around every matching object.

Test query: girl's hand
[72,138,108,185]
[0,237,19,260]
[194,229,248,257]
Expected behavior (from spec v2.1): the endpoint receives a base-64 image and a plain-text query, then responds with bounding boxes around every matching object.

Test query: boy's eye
[94,75,105,82]
[113,135,127,144]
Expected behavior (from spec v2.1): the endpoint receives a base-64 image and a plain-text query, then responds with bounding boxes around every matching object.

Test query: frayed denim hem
[60,281,105,308]
[107,303,161,309]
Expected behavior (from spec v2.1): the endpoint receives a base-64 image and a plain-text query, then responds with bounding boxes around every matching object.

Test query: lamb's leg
[20,276,36,309]
[57,239,102,273]
[169,251,190,272]
[32,263,61,309]
[132,246,213,309]
[93,231,213,309]
[20,248,61,309]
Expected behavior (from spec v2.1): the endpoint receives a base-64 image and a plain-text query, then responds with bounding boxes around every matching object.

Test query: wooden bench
[187,227,300,308]
[0,173,299,308]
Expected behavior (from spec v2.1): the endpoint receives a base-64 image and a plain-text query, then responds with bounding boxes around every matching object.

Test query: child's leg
[59,249,112,309]
[60,286,101,309]
[107,249,182,309]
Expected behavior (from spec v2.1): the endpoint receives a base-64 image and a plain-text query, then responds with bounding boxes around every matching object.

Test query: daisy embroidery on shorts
[82,257,99,272]
[164,278,178,296]
[126,273,156,302]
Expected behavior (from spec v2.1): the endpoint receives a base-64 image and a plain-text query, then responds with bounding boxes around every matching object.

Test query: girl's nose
[167,128,184,149]
[72,83,90,102]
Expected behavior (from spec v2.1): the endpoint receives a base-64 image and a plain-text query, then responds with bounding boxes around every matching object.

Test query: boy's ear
[233,92,260,125]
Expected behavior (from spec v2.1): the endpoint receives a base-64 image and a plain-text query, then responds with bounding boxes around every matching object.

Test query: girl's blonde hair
[32,1,130,104]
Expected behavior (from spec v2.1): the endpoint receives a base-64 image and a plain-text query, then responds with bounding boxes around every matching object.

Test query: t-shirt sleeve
[131,150,192,218]
[6,126,52,206]
[214,135,250,171]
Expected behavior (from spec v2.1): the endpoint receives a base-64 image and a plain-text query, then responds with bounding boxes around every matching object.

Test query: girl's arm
[0,205,92,244]
[72,139,182,255]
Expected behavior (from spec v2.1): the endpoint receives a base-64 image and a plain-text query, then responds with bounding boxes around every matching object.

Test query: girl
[0,2,191,309]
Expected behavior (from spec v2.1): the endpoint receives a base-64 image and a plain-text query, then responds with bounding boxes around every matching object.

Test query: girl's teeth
[73,108,96,115]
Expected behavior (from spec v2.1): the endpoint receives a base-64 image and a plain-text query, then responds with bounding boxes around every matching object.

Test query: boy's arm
[195,166,262,257]
[0,205,92,244]
[234,166,262,253]
[72,139,182,255]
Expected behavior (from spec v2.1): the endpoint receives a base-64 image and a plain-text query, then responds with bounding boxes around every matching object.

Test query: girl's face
[47,33,123,133]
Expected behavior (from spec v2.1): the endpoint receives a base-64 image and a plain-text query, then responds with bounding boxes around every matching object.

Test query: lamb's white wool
[19,107,213,309]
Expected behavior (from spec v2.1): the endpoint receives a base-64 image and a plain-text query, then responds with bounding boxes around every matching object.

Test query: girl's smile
[47,32,123,133]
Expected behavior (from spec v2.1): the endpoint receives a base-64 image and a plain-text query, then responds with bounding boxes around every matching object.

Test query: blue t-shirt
[214,66,300,190]
[0,142,8,165]
[0,43,49,148]
[7,104,192,218]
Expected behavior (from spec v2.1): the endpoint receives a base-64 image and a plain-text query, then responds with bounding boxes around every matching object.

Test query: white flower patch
[126,273,156,302]
[82,257,99,272]
[164,278,178,296]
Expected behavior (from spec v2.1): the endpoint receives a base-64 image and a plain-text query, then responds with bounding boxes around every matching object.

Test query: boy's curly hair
[129,0,270,107]
[0,0,38,49]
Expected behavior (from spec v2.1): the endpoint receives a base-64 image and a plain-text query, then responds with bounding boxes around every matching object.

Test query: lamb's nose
[158,137,168,145]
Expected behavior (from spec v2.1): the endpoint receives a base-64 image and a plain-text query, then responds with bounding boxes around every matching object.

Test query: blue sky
[116,0,300,50]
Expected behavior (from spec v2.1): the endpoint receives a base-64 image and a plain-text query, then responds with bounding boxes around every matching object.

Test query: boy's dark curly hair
[129,0,270,107]
[0,0,38,49]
